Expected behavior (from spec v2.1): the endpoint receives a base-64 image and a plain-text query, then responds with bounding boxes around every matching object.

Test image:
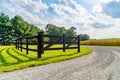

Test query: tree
[79,34,90,41]
[45,24,66,35]
[66,27,76,37]
[11,15,30,38]
[0,13,42,45]
[45,24,77,42]
[11,15,42,43]
[45,24,66,42]
[0,13,13,45]
[66,27,76,42]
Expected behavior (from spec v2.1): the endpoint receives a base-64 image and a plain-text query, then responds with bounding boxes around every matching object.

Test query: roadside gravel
[0,46,120,80]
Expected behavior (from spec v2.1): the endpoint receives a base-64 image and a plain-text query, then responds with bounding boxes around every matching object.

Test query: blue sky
[0,0,120,39]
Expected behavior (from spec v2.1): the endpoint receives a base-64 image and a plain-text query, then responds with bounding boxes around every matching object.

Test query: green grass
[0,45,92,73]
[81,39,120,46]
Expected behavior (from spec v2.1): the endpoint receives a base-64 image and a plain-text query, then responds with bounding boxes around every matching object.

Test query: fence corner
[37,32,44,58]
[78,35,80,52]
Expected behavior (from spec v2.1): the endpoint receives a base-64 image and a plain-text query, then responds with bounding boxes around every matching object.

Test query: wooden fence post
[20,38,22,52]
[17,39,19,50]
[26,36,28,54]
[63,34,66,52]
[18,39,20,50]
[78,35,80,52]
[37,32,44,58]
[15,39,17,49]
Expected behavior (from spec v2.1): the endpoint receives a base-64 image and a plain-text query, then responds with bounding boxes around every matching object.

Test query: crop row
[80,39,120,46]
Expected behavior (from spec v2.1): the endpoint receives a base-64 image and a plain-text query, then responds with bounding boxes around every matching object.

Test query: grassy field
[81,39,120,46]
[0,45,92,73]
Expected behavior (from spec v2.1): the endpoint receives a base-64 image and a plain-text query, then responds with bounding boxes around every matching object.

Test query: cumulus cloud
[1,0,120,39]
[102,1,120,18]
[91,23,114,28]
[100,0,113,3]
[49,0,95,29]
[0,0,48,28]
[101,0,120,3]
[93,3,103,14]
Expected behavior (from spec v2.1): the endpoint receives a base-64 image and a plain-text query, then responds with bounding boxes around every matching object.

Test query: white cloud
[100,0,120,3]
[93,3,103,14]
[1,0,48,28]
[8,0,48,13]
[1,0,120,39]
[48,0,100,39]
[50,0,95,28]
[100,0,112,3]
[92,1,120,27]
[40,0,120,39]
[89,0,120,38]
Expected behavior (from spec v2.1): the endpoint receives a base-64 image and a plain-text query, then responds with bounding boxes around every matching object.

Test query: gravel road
[0,46,120,80]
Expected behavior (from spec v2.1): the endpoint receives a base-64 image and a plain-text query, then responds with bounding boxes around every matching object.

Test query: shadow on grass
[0,48,37,67]
[1,47,37,67]
[1,47,81,67]
[13,47,80,61]
[6,48,22,62]
[12,48,35,60]
[0,48,8,64]
[40,51,79,61]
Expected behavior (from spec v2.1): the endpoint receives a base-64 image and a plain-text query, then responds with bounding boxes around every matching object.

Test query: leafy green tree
[11,15,42,44]
[45,24,77,42]
[45,24,66,42]
[0,13,42,45]
[66,27,76,42]
[11,15,29,38]
[0,13,13,45]
[66,27,76,37]
[79,34,90,41]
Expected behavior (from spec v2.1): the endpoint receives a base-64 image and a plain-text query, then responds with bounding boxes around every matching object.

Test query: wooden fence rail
[15,32,80,58]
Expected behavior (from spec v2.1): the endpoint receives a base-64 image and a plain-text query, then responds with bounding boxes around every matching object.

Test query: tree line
[0,13,41,45]
[0,13,90,45]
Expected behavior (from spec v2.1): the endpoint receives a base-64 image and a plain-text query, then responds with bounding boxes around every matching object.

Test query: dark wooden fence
[15,32,80,58]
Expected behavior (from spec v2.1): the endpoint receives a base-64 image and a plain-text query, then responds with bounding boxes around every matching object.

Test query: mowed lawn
[0,45,92,73]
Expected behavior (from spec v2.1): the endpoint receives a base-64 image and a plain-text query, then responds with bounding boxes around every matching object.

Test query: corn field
[80,39,120,46]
